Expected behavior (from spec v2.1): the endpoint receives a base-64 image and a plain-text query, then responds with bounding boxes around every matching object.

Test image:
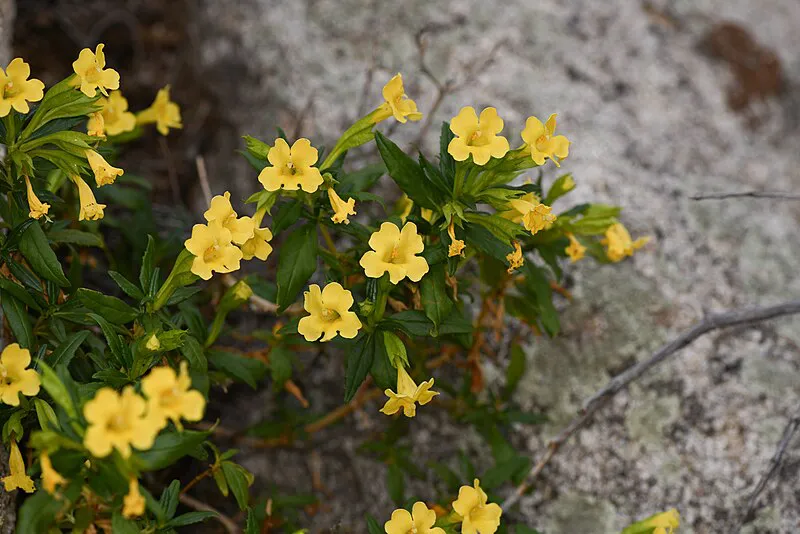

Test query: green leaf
[111,512,140,534]
[1,291,33,348]
[439,121,456,182]
[463,222,514,263]
[159,480,181,520]
[242,135,270,160]
[181,335,208,373]
[337,163,385,194]
[386,463,405,506]
[344,334,376,402]
[221,461,253,511]
[16,489,61,533]
[523,264,560,336]
[420,263,452,336]
[465,212,524,242]
[140,235,156,293]
[108,271,144,300]
[505,344,526,398]
[165,511,218,528]
[0,278,40,311]
[88,313,129,368]
[76,288,138,324]
[271,200,304,235]
[47,229,103,247]
[33,398,59,430]
[480,455,530,490]
[38,361,77,419]
[419,152,452,198]
[382,331,408,369]
[275,224,317,312]
[19,222,69,286]
[137,430,210,471]
[382,310,433,337]
[49,330,90,367]
[544,173,575,205]
[375,131,440,209]
[268,345,293,388]
[366,514,384,534]
[370,331,396,390]
[207,350,268,389]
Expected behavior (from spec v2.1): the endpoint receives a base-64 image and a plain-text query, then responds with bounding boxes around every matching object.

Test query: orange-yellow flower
[507,199,555,235]
[447,107,509,165]
[380,365,438,418]
[448,221,465,257]
[72,175,105,221]
[521,114,570,167]
[87,112,105,138]
[328,188,356,224]
[377,74,422,124]
[565,233,586,262]
[137,86,182,135]
[2,439,34,493]
[258,138,324,193]
[360,222,429,284]
[0,58,44,116]
[452,479,502,534]
[384,502,445,534]
[240,209,273,261]
[506,242,523,273]
[25,176,49,220]
[40,452,67,495]
[203,191,255,245]
[298,283,362,342]
[184,220,243,280]
[602,223,649,262]
[72,44,120,98]
[93,91,137,136]
[123,478,145,518]
[83,386,161,458]
[0,343,41,406]
[86,149,123,187]
[141,361,206,431]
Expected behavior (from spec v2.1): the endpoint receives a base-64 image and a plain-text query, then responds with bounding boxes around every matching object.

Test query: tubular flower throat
[40,452,67,495]
[602,222,649,262]
[123,478,146,518]
[93,91,137,136]
[500,191,539,224]
[258,137,324,193]
[506,242,524,273]
[508,199,555,235]
[380,365,438,418]
[72,175,106,221]
[203,191,255,245]
[137,86,182,135]
[376,73,422,124]
[0,343,41,406]
[384,502,445,534]
[83,386,161,458]
[328,188,356,224]
[447,106,509,166]
[521,113,570,167]
[447,221,466,257]
[298,283,362,342]
[25,175,50,220]
[0,58,44,116]
[240,209,273,261]
[184,220,244,280]
[87,112,105,137]
[141,361,206,431]
[86,149,123,187]
[452,479,502,534]
[72,44,120,98]
[360,222,429,285]
[565,233,586,262]
[2,439,34,493]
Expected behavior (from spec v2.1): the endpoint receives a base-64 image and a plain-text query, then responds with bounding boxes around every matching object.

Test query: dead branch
[502,299,800,511]
[690,191,800,201]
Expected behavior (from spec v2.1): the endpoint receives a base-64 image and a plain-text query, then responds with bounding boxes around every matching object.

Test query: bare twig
[502,299,800,511]
[195,155,213,205]
[690,191,800,201]
[734,403,800,533]
[179,493,241,534]
[220,274,279,314]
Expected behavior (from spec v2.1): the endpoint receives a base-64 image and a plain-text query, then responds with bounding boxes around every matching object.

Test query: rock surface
[189,1,800,532]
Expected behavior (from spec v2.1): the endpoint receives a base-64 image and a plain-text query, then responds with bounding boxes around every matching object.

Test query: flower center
[203,244,221,263]
[160,386,181,407]
[0,365,10,385]
[4,80,19,98]
[536,134,548,146]
[286,161,297,175]
[320,308,340,322]
[389,245,401,262]
[108,413,128,432]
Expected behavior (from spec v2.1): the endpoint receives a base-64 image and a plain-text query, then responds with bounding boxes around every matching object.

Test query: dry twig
[690,191,800,201]
[501,299,800,510]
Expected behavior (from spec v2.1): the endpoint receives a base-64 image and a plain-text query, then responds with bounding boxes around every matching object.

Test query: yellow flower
[297,283,362,342]
[25,175,50,220]
[384,502,445,534]
[137,86,182,136]
[95,91,137,136]
[40,452,67,495]
[2,439,34,493]
[123,478,145,518]
[447,107,509,166]
[145,333,160,351]
[380,365,438,418]
[521,114,570,167]
[72,44,120,98]
[86,149,123,187]
[376,74,422,124]
[141,361,206,431]
[452,479,502,534]
[601,223,649,262]
[87,112,105,137]
[72,175,106,221]
[508,199,555,235]
[0,343,41,406]
[240,209,273,261]
[447,221,465,257]
[360,222,429,284]
[258,138,324,193]
[634,509,680,534]
[0,58,44,116]
[506,242,523,273]
[328,188,356,224]
[203,191,255,245]
[499,192,539,224]
[184,220,244,280]
[83,386,161,458]
[397,194,413,223]
[565,233,586,263]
